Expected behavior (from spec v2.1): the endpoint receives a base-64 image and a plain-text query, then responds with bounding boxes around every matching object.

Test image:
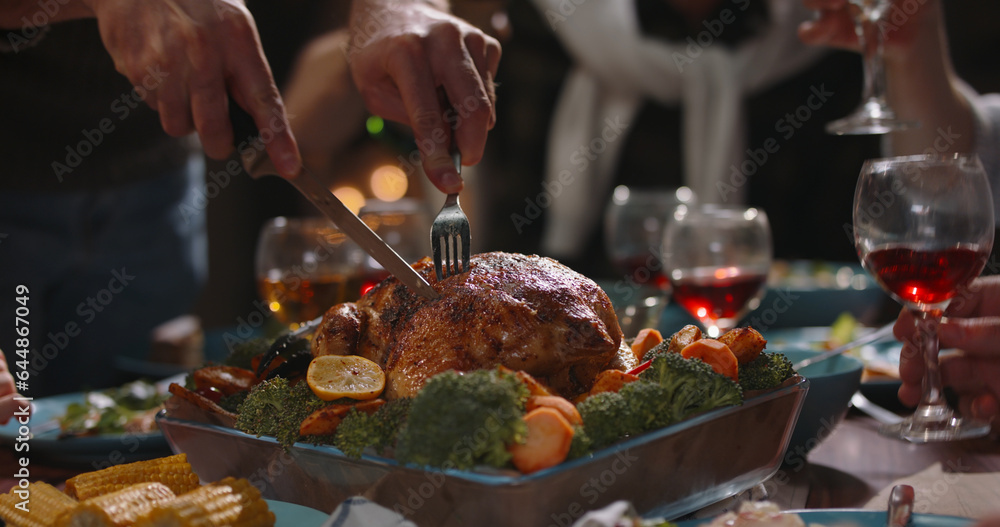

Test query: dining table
[4,404,1000,524]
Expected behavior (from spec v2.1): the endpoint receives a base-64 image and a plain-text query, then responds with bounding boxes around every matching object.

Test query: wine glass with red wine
[853,153,994,442]
[661,204,772,338]
[603,186,694,336]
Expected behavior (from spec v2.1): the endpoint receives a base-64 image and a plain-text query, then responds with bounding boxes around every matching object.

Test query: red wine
[864,245,988,305]
[670,268,768,322]
[612,255,670,290]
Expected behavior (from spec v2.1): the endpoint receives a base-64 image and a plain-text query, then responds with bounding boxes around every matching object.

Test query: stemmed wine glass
[661,204,772,338]
[825,0,918,135]
[603,186,694,335]
[853,153,994,442]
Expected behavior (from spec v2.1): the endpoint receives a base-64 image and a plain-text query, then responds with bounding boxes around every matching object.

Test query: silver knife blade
[241,144,439,300]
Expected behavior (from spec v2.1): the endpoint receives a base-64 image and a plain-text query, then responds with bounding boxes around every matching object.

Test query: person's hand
[894,276,1000,422]
[797,0,937,60]
[0,353,20,425]
[347,0,501,194]
[82,0,301,177]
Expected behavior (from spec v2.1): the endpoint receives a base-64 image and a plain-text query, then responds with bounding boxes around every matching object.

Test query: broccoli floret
[576,391,642,451]
[738,352,796,392]
[640,352,742,420]
[333,398,413,458]
[394,368,528,470]
[234,377,329,448]
[217,390,249,414]
[566,425,592,460]
[573,352,743,453]
[224,337,271,370]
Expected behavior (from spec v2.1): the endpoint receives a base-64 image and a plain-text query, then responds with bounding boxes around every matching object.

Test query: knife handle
[228,100,278,180]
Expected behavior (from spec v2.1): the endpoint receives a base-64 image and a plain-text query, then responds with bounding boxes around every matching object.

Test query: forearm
[0,0,94,29]
[884,0,975,155]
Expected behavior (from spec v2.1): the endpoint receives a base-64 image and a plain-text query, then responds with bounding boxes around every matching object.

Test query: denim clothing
[0,156,207,396]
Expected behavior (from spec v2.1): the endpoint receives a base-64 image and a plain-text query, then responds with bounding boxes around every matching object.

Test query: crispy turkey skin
[311,252,626,399]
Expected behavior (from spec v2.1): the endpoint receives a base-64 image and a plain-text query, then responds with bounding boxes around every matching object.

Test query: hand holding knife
[231,105,440,301]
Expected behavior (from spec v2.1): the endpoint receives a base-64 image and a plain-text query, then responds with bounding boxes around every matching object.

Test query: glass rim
[861,152,983,168]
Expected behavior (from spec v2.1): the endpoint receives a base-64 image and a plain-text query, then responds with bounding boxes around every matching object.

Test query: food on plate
[190,365,258,398]
[665,324,702,354]
[738,352,797,392]
[233,377,333,448]
[164,251,798,475]
[393,368,529,470]
[0,455,274,527]
[298,398,385,437]
[66,453,201,500]
[679,338,740,381]
[59,380,169,437]
[305,355,385,401]
[585,369,641,398]
[310,252,625,399]
[136,477,274,527]
[70,481,178,526]
[717,326,767,365]
[525,395,583,426]
[576,351,744,451]
[702,501,807,527]
[508,407,575,474]
[0,481,77,526]
[330,398,413,458]
[630,328,664,361]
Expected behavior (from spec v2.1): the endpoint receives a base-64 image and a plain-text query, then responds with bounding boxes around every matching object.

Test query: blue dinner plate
[677,509,973,527]
[266,500,329,526]
[765,326,904,409]
[0,392,172,469]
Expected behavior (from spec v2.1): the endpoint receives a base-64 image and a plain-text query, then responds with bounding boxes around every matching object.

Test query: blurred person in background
[470,0,883,279]
[0,0,498,396]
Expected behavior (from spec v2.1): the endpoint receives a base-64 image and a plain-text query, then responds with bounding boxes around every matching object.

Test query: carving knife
[231,107,439,300]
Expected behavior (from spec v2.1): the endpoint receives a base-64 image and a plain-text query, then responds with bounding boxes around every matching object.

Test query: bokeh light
[370,165,408,202]
[332,186,366,214]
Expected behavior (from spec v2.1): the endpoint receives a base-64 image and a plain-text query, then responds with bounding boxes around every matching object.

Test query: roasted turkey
[311,251,633,399]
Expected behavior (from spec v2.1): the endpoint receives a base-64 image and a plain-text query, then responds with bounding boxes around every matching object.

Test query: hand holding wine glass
[661,204,772,338]
[854,153,994,442]
[822,0,918,135]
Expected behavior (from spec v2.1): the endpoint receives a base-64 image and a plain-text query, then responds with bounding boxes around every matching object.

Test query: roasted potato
[717,327,767,365]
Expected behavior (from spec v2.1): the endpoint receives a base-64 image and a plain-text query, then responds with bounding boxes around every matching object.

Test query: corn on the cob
[135,477,275,527]
[57,482,176,527]
[0,481,78,527]
[65,454,200,500]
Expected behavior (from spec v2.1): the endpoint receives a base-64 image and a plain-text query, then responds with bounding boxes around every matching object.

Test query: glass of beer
[255,216,367,329]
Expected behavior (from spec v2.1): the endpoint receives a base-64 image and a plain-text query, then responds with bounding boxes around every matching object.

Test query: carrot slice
[680,339,739,381]
[587,369,641,396]
[508,407,574,474]
[526,395,583,426]
[630,328,664,361]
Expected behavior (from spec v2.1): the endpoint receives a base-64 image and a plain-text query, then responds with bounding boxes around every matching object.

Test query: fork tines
[431,193,471,281]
